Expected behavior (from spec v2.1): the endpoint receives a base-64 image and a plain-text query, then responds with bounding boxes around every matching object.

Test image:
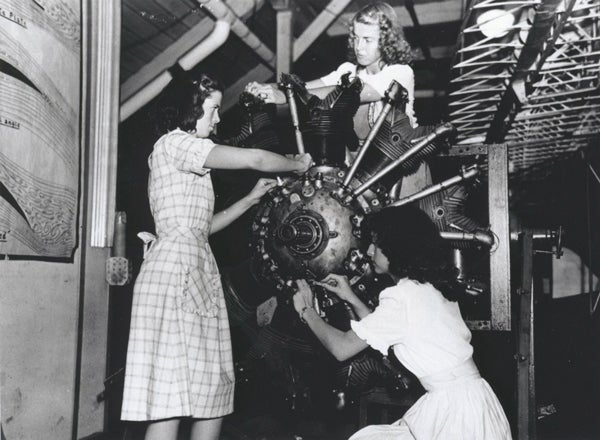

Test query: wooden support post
[89,0,121,248]
[517,230,536,440]
[488,144,511,330]
[270,0,293,119]
[271,0,293,79]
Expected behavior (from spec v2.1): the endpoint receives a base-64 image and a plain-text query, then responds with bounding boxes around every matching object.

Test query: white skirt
[349,359,512,440]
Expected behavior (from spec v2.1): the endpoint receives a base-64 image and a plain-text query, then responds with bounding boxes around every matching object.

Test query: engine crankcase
[250,165,385,289]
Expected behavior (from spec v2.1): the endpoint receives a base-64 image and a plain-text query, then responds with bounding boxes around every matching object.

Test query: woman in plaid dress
[121,74,312,440]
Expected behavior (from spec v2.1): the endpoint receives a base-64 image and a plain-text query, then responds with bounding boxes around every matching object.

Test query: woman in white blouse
[248,2,418,136]
[293,205,512,439]
[247,2,431,197]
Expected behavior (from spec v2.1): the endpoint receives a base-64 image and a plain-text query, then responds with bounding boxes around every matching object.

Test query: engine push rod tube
[347,122,455,201]
[342,80,406,189]
[283,83,306,154]
[390,164,480,207]
[440,231,494,247]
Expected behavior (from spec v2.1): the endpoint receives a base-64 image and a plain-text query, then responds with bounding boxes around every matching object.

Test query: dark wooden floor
[95,376,600,440]
[92,406,600,440]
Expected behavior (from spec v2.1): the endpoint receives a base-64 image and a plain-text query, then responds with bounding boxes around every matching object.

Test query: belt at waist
[418,357,481,392]
[157,226,208,242]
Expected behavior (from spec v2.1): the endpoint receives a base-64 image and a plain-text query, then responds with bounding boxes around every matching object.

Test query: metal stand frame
[516,230,537,440]
[448,0,600,174]
[462,143,511,331]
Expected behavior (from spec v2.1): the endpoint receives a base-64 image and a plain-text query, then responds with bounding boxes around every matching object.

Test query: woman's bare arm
[293,279,369,361]
[302,307,369,361]
[210,178,277,234]
[204,145,311,173]
[247,78,382,104]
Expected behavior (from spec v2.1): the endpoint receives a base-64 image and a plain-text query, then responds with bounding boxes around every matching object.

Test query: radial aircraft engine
[242,74,455,323]
[219,74,495,412]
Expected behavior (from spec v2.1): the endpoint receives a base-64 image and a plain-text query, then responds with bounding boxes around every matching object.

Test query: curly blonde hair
[347,2,415,66]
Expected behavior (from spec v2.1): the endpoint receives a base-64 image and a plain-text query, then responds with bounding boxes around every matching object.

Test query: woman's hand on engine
[293,279,315,318]
[316,274,372,319]
[291,153,313,174]
[315,274,355,302]
[246,178,277,206]
[293,279,313,313]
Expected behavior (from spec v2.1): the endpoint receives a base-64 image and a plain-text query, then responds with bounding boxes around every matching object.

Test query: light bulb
[477,9,515,38]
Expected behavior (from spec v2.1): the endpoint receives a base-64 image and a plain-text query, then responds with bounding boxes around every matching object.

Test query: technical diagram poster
[0,0,80,257]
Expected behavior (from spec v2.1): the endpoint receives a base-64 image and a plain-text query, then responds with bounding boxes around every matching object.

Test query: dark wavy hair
[154,73,223,135]
[347,2,415,66]
[363,205,460,300]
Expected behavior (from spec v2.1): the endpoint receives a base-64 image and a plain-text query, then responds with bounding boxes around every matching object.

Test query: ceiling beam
[222,1,454,112]
[121,16,214,102]
[223,0,353,111]
[200,0,276,67]
[293,0,352,59]
[121,0,266,103]
[270,0,293,78]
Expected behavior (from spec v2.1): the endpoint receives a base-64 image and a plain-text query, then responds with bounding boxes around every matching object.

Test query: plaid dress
[121,130,235,421]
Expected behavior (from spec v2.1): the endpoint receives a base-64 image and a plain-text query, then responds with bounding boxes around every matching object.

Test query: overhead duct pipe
[120,71,174,122]
[198,0,276,68]
[121,0,279,122]
[120,19,231,121]
[179,19,230,70]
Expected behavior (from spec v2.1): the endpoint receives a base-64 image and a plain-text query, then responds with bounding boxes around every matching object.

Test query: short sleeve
[160,130,215,175]
[350,284,411,355]
[361,65,417,127]
[364,64,414,97]
[319,62,357,87]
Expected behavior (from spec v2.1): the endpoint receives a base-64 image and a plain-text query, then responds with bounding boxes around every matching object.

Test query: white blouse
[351,278,473,378]
[320,61,418,128]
